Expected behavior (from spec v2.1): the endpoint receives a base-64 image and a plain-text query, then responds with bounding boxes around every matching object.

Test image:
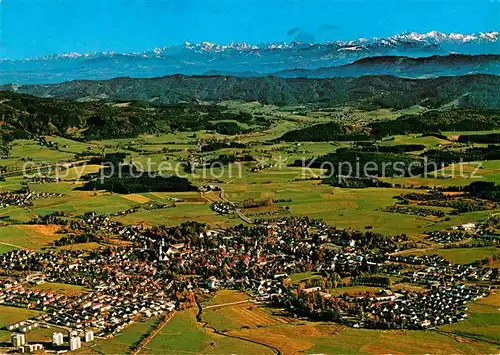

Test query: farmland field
[0,306,42,329]
[203,302,296,332]
[142,308,274,354]
[198,291,499,355]
[1,95,500,355]
[408,246,499,264]
[92,318,159,354]
[0,224,62,249]
[229,324,498,355]
[31,282,87,296]
[439,293,500,344]
[198,289,500,354]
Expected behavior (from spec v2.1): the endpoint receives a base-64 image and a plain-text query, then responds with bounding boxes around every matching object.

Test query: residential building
[11,333,26,347]
[84,330,94,342]
[70,336,81,351]
[52,332,64,346]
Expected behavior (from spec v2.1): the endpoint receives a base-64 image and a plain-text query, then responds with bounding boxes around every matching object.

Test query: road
[390,247,436,256]
[0,241,23,249]
[131,311,175,355]
[200,187,252,224]
[218,188,253,224]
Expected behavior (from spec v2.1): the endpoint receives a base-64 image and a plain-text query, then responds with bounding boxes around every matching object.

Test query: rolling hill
[2,74,500,110]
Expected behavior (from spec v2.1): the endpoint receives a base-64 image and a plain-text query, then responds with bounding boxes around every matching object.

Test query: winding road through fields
[218,187,253,224]
[201,186,252,224]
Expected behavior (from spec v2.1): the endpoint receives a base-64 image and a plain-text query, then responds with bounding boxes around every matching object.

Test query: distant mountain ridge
[274,54,500,78]
[1,31,498,84]
[2,74,500,110]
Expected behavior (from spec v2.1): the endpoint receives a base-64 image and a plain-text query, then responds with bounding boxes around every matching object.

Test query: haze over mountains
[1,31,499,84]
[273,54,500,78]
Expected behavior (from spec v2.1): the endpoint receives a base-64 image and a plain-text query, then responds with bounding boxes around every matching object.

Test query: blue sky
[1,0,499,59]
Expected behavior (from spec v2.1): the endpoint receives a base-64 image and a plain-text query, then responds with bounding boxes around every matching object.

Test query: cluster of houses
[110,202,175,217]
[6,319,40,333]
[0,215,497,350]
[363,284,485,329]
[384,205,445,218]
[426,230,468,243]
[211,202,233,214]
[0,268,175,339]
[28,176,61,184]
[426,222,499,244]
[0,190,63,208]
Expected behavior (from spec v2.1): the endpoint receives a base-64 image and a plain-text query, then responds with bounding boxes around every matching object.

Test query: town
[0,213,497,353]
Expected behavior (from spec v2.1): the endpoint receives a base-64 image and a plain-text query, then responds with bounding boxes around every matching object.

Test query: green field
[93,318,159,354]
[0,306,42,344]
[409,246,499,264]
[32,282,87,295]
[143,308,273,354]
[0,224,61,250]
[440,293,500,344]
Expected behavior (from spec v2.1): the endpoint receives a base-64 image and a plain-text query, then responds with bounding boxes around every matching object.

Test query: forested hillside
[0,91,256,144]
[2,74,500,109]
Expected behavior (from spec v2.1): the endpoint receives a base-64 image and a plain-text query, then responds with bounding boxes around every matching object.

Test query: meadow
[141,308,273,354]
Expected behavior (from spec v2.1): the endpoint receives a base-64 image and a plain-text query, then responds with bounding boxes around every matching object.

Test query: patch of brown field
[58,242,101,251]
[388,329,408,336]
[449,135,459,141]
[374,331,477,355]
[338,201,359,209]
[443,191,465,196]
[17,224,62,248]
[225,185,248,192]
[58,165,101,178]
[323,191,358,200]
[392,283,427,293]
[264,308,297,324]
[149,192,170,200]
[74,190,106,198]
[289,324,324,337]
[473,293,500,307]
[206,290,249,305]
[33,282,86,297]
[230,305,279,327]
[107,238,134,246]
[453,334,472,343]
[229,327,314,355]
[259,192,276,200]
[201,191,222,203]
[361,344,407,355]
[23,224,60,237]
[121,194,151,204]
[314,323,346,335]
[179,197,206,203]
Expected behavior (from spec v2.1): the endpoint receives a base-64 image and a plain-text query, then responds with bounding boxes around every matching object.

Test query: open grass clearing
[0,224,62,250]
[143,308,273,354]
[409,246,499,264]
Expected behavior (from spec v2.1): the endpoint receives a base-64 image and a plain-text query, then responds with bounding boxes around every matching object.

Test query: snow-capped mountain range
[1,31,499,84]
